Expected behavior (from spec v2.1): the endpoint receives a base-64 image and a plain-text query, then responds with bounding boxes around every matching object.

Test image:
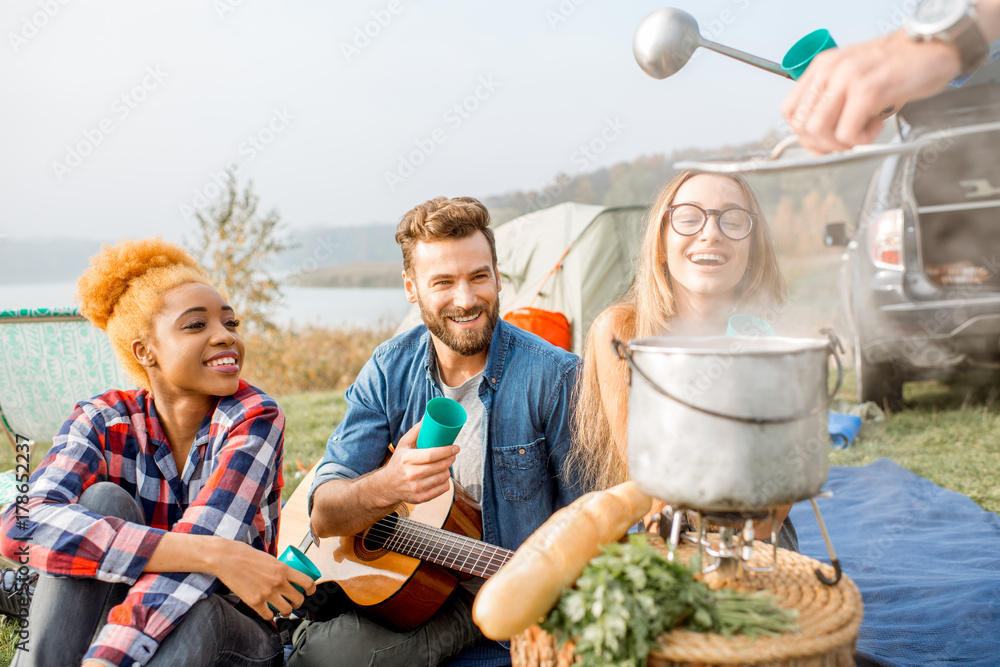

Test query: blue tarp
[789,459,1000,666]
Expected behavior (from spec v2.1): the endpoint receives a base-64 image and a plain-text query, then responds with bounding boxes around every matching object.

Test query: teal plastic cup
[726,314,776,337]
[279,545,321,587]
[269,545,321,613]
[782,29,837,80]
[416,397,467,449]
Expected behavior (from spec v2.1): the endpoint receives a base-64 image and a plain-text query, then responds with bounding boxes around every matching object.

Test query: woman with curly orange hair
[1,239,314,667]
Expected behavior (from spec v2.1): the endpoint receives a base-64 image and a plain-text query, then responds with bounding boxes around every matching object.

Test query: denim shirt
[309,318,583,552]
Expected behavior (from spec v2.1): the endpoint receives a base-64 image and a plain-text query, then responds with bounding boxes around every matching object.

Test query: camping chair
[0,308,133,453]
[0,307,131,619]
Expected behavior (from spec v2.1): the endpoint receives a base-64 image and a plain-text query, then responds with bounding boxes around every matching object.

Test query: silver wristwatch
[905,0,990,75]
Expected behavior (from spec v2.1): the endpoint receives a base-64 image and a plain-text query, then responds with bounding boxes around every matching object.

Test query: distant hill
[273,225,399,274]
[0,228,402,286]
[1,135,876,286]
[0,238,105,284]
[485,151,693,226]
[291,261,401,288]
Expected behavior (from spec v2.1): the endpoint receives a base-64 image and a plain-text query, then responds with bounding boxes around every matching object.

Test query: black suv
[826,69,1000,408]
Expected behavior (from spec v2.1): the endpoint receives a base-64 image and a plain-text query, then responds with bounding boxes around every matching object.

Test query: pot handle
[612,335,843,425]
[820,327,844,401]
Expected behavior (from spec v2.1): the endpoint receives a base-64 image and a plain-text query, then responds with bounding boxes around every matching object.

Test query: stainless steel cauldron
[616,334,841,511]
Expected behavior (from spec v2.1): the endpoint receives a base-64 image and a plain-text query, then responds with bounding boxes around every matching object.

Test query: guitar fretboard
[362,515,513,578]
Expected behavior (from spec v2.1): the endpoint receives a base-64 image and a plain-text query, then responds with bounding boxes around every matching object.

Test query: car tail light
[867,209,903,270]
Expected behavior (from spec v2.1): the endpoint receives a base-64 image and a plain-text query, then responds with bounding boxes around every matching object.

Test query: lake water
[0,281,412,329]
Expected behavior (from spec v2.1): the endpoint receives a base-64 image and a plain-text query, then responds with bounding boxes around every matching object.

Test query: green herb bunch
[540,534,798,667]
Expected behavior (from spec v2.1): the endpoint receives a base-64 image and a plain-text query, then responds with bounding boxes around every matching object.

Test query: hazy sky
[2,0,913,242]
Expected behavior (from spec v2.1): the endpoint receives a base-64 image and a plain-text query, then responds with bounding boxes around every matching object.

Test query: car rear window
[912,130,1000,288]
[912,130,1000,207]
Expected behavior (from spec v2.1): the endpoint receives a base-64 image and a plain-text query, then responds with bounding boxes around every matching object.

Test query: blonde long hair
[569,171,786,491]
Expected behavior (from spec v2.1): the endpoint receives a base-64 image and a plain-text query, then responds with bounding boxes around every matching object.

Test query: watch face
[913,0,968,28]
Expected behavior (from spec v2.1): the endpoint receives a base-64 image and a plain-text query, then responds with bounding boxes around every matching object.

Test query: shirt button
[519,448,525,455]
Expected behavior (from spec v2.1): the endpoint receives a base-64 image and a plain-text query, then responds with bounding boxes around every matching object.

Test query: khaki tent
[395,202,648,355]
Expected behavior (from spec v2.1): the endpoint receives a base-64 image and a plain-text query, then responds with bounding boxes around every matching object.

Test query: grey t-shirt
[435,365,487,596]
[435,365,485,503]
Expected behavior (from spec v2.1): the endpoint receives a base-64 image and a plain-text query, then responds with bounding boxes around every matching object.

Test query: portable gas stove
[651,498,842,585]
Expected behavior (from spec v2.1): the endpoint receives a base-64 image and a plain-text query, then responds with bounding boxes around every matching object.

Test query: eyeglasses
[667,203,756,241]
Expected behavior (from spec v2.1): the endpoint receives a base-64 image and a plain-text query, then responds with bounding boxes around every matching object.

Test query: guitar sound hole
[362,513,398,552]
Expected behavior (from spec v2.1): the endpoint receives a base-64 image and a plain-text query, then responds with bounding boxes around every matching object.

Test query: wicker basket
[511,536,863,667]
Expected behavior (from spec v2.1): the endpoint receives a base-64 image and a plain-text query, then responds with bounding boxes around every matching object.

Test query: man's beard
[418,296,500,357]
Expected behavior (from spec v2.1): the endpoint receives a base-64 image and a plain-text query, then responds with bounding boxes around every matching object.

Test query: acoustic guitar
[278,460,515,631]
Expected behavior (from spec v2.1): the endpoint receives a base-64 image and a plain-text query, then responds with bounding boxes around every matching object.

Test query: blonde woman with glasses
[569,170,797,549]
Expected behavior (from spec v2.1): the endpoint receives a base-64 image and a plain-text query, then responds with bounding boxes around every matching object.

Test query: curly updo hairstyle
[77,238,213,391]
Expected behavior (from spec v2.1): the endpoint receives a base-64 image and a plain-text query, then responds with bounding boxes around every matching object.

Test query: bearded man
[289,196,582,667]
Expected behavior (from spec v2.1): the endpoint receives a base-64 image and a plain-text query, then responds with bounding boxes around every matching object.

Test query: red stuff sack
[503,307,572,351]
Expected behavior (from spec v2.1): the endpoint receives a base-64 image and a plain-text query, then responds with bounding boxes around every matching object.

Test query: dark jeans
[13,482,283,667]
[287,587,485,667]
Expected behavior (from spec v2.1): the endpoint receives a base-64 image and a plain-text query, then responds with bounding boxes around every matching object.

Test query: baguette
[472,481,652,640]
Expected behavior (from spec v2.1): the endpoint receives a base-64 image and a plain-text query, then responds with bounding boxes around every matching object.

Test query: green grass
[0,391,348,666]
[7,373,1000,515]
[0,391,348,504]
[8,374,1000,513]
[829,369,1000,514]
[3,374,999,662]
[0,617,17,667]
[277,390,347,500]
[285,371,997,516]
[0,440,25,479]
[282,373,1000,512]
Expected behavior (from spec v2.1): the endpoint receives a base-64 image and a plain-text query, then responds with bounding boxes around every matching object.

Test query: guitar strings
[366,519,510,576]
[369,516,504,567]
[361,516,512,576]
[369,528,504,577]
[362,516,481,558]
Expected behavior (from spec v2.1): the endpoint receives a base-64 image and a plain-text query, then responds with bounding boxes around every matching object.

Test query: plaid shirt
[0,380,284,667]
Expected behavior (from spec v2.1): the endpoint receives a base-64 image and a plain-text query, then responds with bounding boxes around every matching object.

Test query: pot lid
[675,121,1000,173]
[628,334,830,355]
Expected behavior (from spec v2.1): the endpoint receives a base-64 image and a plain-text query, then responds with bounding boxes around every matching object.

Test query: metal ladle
[633,7,792,80]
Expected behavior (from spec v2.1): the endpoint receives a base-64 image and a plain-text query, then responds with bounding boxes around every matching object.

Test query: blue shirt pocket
[492,437,547,502]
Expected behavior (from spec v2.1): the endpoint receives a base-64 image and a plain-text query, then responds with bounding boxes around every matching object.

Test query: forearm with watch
[905,0,1000,77]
